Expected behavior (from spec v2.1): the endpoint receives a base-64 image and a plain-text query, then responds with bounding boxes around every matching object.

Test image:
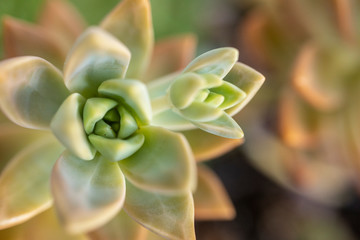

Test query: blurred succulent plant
[237,0,360,204]
[0,0,264,239]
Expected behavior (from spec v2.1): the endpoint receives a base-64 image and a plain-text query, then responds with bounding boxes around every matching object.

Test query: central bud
[83,97,144,162]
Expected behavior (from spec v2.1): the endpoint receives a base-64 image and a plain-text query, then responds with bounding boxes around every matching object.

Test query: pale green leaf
[223,62,265,116]
[0,56,69,129]
[181,129,243,162]
[50,93,96,160]
[194,165,235,220]
[151,109,194,131]
[64,27,131,98]
[204,92,224,107]
[118,106,138,139]
[210,81,247,110]
[98,79,152,125]
[193,112,244,139]
[124,181,195,240]
[178,101,223,122]
[0,123,50,172]
[89,133,145,162]
[83,98,118,134]
[0,136,63,229]
[88,210,147,240]
[51,152,126,234]
[119,126,196,193]
[101,0,153,78]
[0,208,88,240]
[183,48,238,78]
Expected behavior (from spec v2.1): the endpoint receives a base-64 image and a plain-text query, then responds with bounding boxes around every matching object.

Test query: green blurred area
[0,0,213,58]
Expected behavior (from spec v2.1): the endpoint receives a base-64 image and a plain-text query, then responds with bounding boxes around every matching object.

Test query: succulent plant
[0,0,264,239]
[237,0,360,204]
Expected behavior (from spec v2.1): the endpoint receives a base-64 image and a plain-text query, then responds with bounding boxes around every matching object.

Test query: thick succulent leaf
[119,126,196,193]
[51,151,126,234]
[38,0,86,47]
[124,181,195,240]
[292,44,343,111]
[178,101,223,122]
[192,112,244,139]
[0,208,87,240]
[3,16,67,68]
[147,72,179,100]
[51,93,96,160]
[169,73,206,109]
[0,123,50,172]
[210,81,247,110]
[99,79,152,125]
[101,0,153,78]
[182,129,243,162]
[88,210,147,240]
[0,136,63,229]
[223,62,265,116]
[0,56,69,130]
[193,165,235,220]
[89,133,145,162]
[118,106,138,139]
[183,48,238,78]
[83,98,118,134]
[145,34,197,82]
[204,92,224,107]
[152,109,194,131]
[64,27,131,98]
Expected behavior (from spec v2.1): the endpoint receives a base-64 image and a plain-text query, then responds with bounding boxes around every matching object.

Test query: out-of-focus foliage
[236,0,360,205]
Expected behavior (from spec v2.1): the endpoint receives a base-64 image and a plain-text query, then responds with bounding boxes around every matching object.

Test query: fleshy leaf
[83,98,118,134]
[183,48,238,78]
[193,165,236,220]
[124,181,195,240]
[210,81,247,110]
[223,62,265,116]
[99,79,152,125]
[51,151,126,234]
[145,34,197,82]
[38,0,86,47]
[118,106,139,139]
[0,208,87,240]
[51,93,96,160]
[182,129,243,162]
[89,133,145,162]
[101,0,153,78]
[178,101,223,122]
[193,112,244,139]
[169,73,206,109]
[152,109,194,131]
[3,17,67,68]
[64,27,131,98]
[0,56,69,129]
[0,137,63,229]
[0,123,50,172]
[119,126,195,193]
[88,210,147,240]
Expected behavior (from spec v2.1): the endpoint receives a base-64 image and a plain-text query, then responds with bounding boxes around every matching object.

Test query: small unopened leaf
[99,79,152,125]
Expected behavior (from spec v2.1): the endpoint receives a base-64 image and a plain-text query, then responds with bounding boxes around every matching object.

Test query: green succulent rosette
[149,47,265,139]
[0,1,197,239]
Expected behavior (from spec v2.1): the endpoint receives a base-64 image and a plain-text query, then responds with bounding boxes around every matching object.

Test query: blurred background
[1,0,360,239]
